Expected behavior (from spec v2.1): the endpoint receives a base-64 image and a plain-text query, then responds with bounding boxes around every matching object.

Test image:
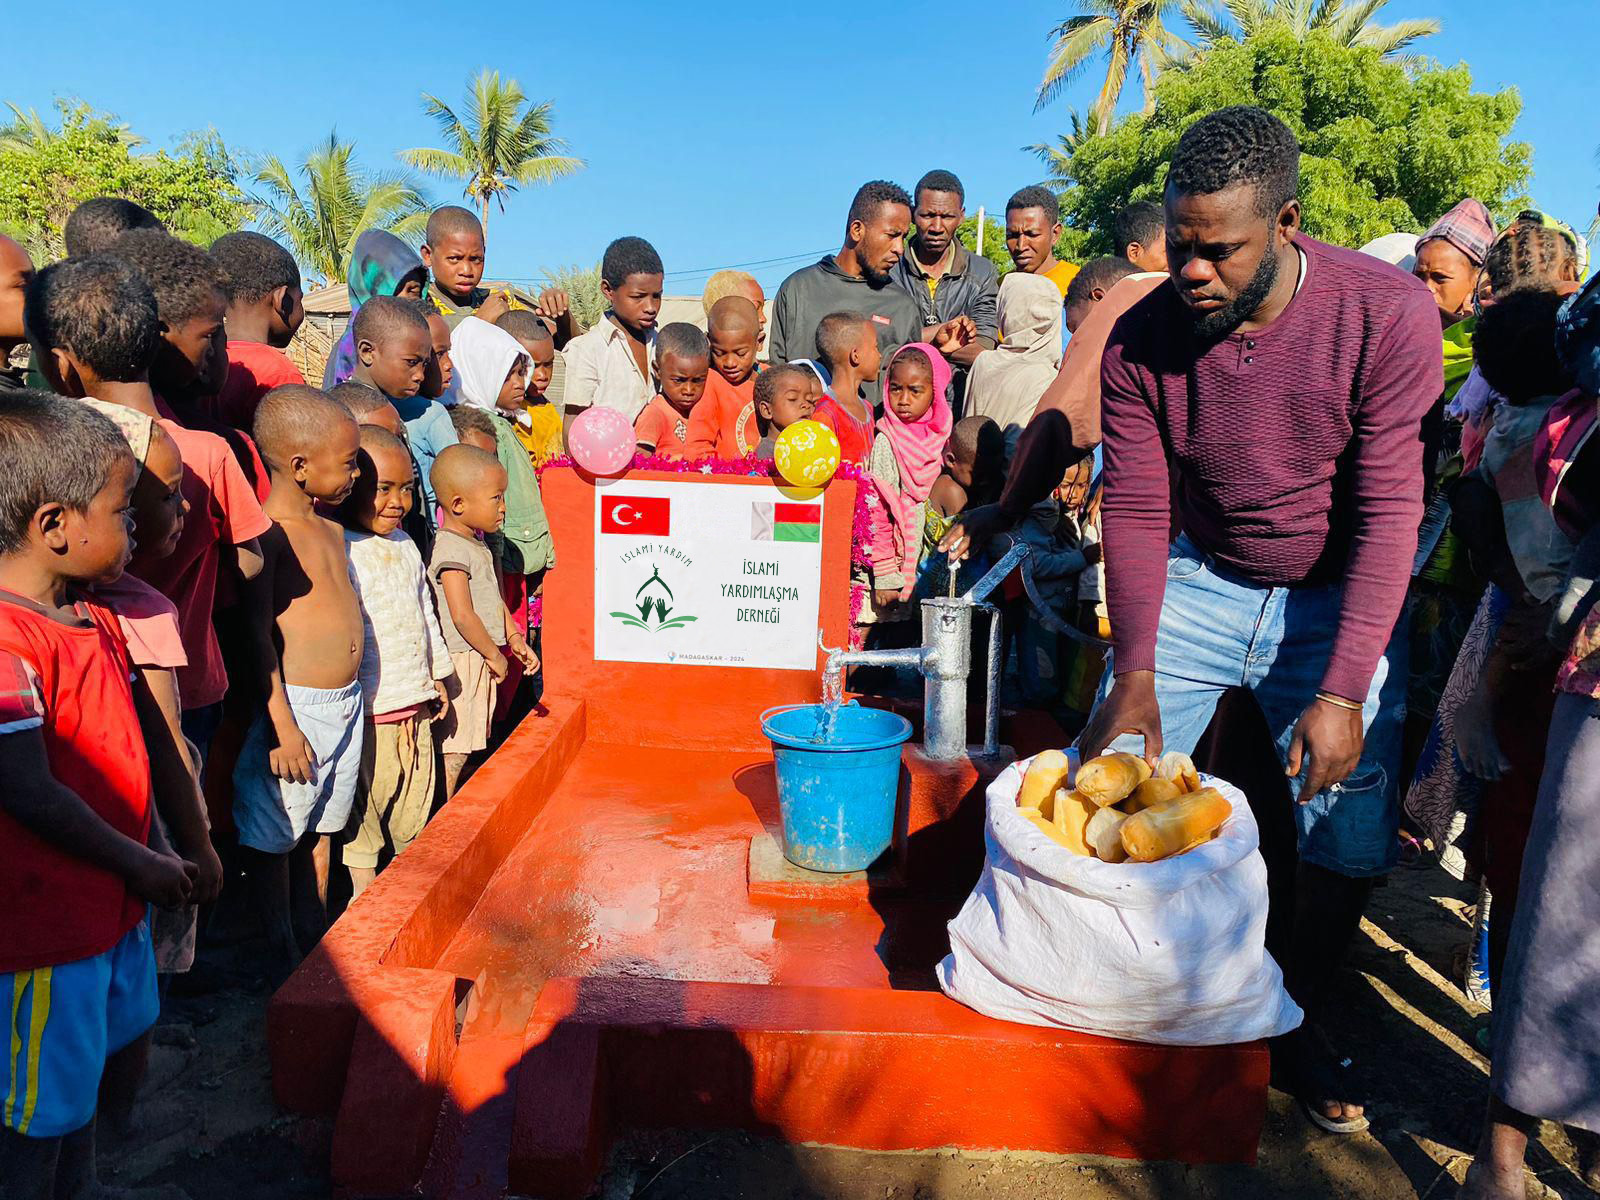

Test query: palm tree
[401,69,583,245]
[1028,109,1096,191]
[249,133,428,287]
[1180,0,1439,63]
[1034,1,1192,136]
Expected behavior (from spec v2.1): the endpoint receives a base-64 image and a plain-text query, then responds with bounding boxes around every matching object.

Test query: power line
[662,248,830,276]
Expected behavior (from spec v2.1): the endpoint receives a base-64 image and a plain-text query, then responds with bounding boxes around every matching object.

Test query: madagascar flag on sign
[751,501,821,543]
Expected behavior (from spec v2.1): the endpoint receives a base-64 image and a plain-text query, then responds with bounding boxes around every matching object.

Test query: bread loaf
[1018,750,1074,813]
[1024,799,1094,856]
[1024,787,1096,856]
[1120,777,1183,813]
[1119,787,1232,862]
[1153,751,1201,794]
[1075,752,1153,807]
[1084,806,1129,862]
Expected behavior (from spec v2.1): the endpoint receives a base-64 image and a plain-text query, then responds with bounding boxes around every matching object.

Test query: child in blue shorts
[0,393,194,1195]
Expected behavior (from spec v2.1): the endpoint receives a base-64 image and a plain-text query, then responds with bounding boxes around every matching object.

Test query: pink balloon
[568,406,635,475]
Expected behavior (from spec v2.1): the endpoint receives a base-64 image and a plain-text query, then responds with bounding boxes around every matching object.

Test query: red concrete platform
[266,470,1271,1199]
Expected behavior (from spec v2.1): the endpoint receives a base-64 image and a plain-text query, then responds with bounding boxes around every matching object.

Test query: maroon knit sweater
[1100,236,1442,702]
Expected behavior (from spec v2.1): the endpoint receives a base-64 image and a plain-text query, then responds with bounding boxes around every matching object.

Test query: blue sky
[8,1,1597,291]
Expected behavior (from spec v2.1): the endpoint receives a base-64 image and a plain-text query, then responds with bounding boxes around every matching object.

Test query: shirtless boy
[234,385,365,971]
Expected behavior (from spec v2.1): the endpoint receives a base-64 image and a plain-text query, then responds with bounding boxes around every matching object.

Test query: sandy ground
[98,857,1597,1200]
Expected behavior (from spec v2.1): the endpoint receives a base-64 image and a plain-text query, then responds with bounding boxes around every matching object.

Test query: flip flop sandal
[1283,1037,1371,1135]
[1301,1093,1371,1135]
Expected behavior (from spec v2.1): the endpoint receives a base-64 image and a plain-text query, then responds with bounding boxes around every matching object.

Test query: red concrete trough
[266,469,1272,1198]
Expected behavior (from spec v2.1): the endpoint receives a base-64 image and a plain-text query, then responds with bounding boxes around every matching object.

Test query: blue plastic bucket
[759,703,913,872]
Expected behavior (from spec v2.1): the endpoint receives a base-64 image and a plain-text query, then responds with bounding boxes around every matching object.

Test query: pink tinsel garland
[537,454,873,624]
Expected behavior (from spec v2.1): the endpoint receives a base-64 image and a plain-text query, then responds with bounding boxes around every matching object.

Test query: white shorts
[232,680,365,853]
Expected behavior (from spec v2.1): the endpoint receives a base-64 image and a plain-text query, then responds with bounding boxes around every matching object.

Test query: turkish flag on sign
[600,495,671,536]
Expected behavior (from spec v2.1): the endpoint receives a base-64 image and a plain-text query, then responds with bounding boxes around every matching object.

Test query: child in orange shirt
[635,323,709,459]
[686,296,761,458]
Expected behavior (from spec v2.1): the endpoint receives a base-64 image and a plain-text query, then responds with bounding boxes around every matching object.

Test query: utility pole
[974,206,985,257]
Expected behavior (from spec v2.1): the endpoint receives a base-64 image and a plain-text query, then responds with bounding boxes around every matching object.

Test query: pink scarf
[873,343,953,597]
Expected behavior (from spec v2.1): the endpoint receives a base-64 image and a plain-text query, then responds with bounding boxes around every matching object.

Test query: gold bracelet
[1315,691,1364,712]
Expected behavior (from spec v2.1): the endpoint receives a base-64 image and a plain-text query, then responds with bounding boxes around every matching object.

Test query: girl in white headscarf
[450,316,554,581]
[964,272,1064,460]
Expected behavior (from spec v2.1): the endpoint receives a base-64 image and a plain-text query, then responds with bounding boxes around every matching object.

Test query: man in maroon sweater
[1080,108,1441,1132]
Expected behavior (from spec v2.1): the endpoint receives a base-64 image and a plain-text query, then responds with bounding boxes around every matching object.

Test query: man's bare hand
[1286,698,1365,799]
[930,317,975,355]
[1078,670,1162,762]
[939,504,1008,563]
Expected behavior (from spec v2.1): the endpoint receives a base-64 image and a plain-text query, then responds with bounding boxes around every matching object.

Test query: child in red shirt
[0,392,194,1196]
[812,311,882,466]
[207,231,307,431]
[635,322,709,459]
[686,295,762,459]
[28,254,271,762]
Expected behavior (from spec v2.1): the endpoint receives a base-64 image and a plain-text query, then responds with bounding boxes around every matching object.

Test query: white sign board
[593,479,825,670]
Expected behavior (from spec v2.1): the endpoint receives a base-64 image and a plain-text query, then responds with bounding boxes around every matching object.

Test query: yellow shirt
[514,400,565,467]
[1043,259,1080,300]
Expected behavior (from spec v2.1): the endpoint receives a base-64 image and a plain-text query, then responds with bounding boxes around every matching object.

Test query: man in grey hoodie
[768,180,969,382]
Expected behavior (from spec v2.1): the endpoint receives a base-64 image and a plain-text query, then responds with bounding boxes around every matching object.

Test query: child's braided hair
[1482,223,1580,297]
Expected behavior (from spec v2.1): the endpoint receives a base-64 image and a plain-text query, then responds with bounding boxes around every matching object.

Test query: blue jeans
[1104,536,1408,877]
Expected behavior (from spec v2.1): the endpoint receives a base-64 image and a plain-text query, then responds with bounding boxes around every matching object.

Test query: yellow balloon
[773,419,841,488]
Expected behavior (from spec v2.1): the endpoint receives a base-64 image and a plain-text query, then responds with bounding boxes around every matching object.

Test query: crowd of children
[2,152,1598,1199]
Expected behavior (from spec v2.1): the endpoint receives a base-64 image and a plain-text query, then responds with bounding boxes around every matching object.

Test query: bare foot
[1458,1158,1529,1199]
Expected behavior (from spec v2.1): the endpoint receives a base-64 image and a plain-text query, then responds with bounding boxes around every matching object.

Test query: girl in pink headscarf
[863,344,954,626]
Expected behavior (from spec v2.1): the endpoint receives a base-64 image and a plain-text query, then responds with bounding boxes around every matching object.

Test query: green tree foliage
[958,213,1015,277]
[1035,1,1192,135]
[251,134,428,287]
[959,207,1095,274]
[0,100,248,260]
[1055,28,1530,254]
[402,69,583,245]
[1180,0,1438,64]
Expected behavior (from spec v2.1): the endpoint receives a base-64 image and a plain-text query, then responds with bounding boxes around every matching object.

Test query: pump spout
[818,632,934,696]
